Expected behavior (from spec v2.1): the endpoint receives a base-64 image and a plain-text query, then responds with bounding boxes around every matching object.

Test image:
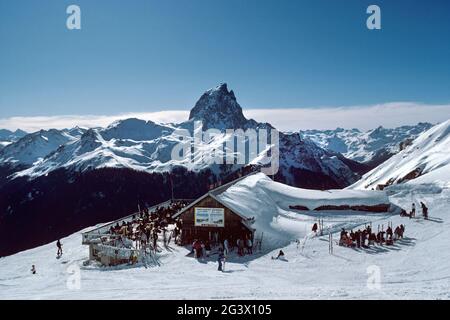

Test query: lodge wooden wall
[179,195,252,245]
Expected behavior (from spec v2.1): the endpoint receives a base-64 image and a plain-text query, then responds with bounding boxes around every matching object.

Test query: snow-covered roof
[172,172,259,222]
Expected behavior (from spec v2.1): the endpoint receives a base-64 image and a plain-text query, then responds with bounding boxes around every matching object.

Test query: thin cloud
[0,102,449,132]
[245,102,450,131]
[0,111,189,133]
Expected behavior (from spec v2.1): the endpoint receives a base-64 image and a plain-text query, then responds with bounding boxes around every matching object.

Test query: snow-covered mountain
[5,84,359,188]
[300,123,433,165]
[0,128,84,167]
[188,83,260,130]
[0,129,27,150]
[350,120,450,190]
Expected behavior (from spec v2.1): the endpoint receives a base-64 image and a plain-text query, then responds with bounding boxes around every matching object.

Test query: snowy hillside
[6,84,359,188]
[0,128,83,167]
[300,123,432,164]
[351,120,450,190]
[218,173,394,248]
[0,172,448,299]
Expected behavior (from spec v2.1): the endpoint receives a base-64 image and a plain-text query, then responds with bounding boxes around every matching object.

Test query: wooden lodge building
[172,175,256,246]
[81,174,257,266]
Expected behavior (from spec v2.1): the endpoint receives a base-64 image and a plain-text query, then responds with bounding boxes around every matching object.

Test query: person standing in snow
[246,237,253,254]
[56,240,63,257]
[31,265,36,274]
[312,223,318,233]
[355,230,361,248]
[421,202,429,219]
[205,241,211,257]
[386,226,393,239]
[361,229,367,247]
[217,249,225,271]
[411,203,416,218]
[140,232,148,250]
[223,239,229,257]
[152,229,158,251]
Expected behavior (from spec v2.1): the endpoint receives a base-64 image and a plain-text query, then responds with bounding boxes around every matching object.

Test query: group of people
[400,202,429,219]
[339,223,405,248]
[107,200,188,252]
[190,236,254,272]
[192,236,253,259]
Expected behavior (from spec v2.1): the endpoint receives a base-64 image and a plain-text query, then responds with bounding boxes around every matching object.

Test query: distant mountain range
[0,83,362,189]
[350,119,450,190]
[300,122,433,167]
[0,129,27,150]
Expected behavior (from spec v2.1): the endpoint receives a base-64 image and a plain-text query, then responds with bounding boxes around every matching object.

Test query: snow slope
[3,173,447,300]
[351,120,450,190]
[218,173,393,248]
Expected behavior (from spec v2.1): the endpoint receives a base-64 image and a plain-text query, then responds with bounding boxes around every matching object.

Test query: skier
[386,226,394,245]
[411,203,416,218]
[421,202,429,219]
[217,249,225,272]
[312,223,318,233]
[386,226,393,239]
[394,226,401,240]
[31,265,36,275]
[56,240,63,257]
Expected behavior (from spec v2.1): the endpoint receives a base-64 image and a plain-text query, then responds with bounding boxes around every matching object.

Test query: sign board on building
[194,207,225,227]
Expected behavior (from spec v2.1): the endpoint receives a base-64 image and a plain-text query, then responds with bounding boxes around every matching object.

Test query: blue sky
[0,0,449,128]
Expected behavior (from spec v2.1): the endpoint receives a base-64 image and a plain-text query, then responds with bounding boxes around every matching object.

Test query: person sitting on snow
[275,250,285,260]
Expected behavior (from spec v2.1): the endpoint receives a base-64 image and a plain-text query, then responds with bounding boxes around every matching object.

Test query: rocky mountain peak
[188,83,248,130]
